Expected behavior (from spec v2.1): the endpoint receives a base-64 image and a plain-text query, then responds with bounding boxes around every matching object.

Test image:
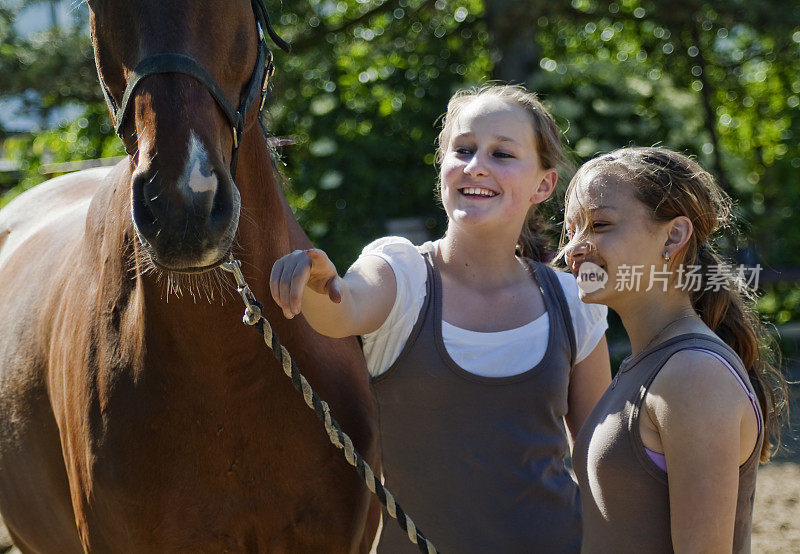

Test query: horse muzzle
[131,149,241,273]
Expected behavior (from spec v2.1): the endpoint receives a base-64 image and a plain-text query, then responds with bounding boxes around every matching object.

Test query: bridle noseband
[95,0,290,179]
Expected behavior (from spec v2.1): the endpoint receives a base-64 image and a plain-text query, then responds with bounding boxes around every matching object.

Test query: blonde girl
[271,84,611,552]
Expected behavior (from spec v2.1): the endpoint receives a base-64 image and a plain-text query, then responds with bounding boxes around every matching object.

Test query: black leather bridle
[95,0,290,179]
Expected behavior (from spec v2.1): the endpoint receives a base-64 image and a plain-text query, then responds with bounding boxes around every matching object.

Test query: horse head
[89,0,286,273]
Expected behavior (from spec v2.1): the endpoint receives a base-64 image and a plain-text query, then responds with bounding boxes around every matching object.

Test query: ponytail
[691,246,787,462]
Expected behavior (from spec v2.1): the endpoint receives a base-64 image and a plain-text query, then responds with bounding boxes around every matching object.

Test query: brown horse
[0,1,379,552]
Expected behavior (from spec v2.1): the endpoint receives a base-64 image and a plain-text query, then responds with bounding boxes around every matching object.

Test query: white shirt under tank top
[360,237,608,377]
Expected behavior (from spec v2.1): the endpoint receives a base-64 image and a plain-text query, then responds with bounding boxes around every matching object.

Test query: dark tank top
[372,248,581,553]
[573,334,763,553]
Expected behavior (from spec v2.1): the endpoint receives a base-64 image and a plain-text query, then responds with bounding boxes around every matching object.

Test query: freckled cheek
[599,236,649,272]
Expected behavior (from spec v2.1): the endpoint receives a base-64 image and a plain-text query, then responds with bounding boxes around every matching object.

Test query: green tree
[0,0,120,200]
[481,0,800,324]
[2,0,798,326]
[265,0,489,265]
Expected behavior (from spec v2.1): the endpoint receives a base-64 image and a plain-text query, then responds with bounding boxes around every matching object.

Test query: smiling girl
[270,84,611,552]
[564,146,787,553]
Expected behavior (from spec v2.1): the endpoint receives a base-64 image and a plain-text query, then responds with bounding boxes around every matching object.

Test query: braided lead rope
[221,257,438,554]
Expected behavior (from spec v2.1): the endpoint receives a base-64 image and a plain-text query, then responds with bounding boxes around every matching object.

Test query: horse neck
[224,123,318,324]
[233,125,303,272]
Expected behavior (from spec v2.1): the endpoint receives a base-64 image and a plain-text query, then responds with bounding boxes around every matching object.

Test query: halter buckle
[260,50,275,112]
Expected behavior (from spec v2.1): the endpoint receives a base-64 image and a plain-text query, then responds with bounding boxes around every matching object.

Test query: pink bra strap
[643,348,762,473]
[685,348,762,434]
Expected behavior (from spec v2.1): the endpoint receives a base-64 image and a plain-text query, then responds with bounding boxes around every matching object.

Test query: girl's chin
[576,281,621,307]
[577,289,606,304]
[448,209,492,225]
[448,206,517,225]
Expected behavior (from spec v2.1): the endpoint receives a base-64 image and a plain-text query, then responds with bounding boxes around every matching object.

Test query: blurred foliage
[1,103,124,201]
[760,281,800,326]
[1,0,799,326]
[0,0,121,206]
[265,0,489,262]
[0,1,99,116]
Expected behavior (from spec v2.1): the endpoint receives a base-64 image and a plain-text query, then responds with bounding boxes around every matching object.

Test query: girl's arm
[646,349,757,553]
[270,249,397,338]
[565,336,611,441]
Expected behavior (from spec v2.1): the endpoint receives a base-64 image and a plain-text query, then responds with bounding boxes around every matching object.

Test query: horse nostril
[207,174,239,233]
[131,170,160,239]
[129,157,240,270]
[211,187,226,220]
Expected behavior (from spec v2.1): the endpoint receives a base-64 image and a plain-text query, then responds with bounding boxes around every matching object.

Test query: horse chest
[59,367,367,551]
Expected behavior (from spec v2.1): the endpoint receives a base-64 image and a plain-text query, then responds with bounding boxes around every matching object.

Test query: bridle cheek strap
[101,39,269,180]
[94,0,289,178]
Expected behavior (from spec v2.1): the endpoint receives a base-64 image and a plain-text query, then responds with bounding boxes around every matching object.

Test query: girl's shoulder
[361,236,433,269]
[359,237,429,309]
[359,235,430,304]
[655,344,745,386]
[551,267,581,298]
[647,345,754,424]
[360,237,432,376]
[526,264,608,364]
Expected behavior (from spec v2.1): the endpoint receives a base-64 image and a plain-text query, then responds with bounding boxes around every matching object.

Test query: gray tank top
[573,334,763,553]
[372,248,580,553]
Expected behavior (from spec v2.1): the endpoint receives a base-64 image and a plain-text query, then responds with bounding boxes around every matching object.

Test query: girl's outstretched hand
[270,249,342,319]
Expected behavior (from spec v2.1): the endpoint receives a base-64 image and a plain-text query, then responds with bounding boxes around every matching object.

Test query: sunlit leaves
[266,0,487,265]
[1,0,798,329]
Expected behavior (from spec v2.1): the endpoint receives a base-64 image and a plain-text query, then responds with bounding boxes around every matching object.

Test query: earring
[663,250,670,261]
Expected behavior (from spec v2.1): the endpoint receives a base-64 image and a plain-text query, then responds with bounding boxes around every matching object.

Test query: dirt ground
[752,462,800,553]
[751,351,800,553]
[752,355,800,554]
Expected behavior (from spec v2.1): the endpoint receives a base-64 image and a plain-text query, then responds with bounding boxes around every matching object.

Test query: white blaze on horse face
[184,132,217,195]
